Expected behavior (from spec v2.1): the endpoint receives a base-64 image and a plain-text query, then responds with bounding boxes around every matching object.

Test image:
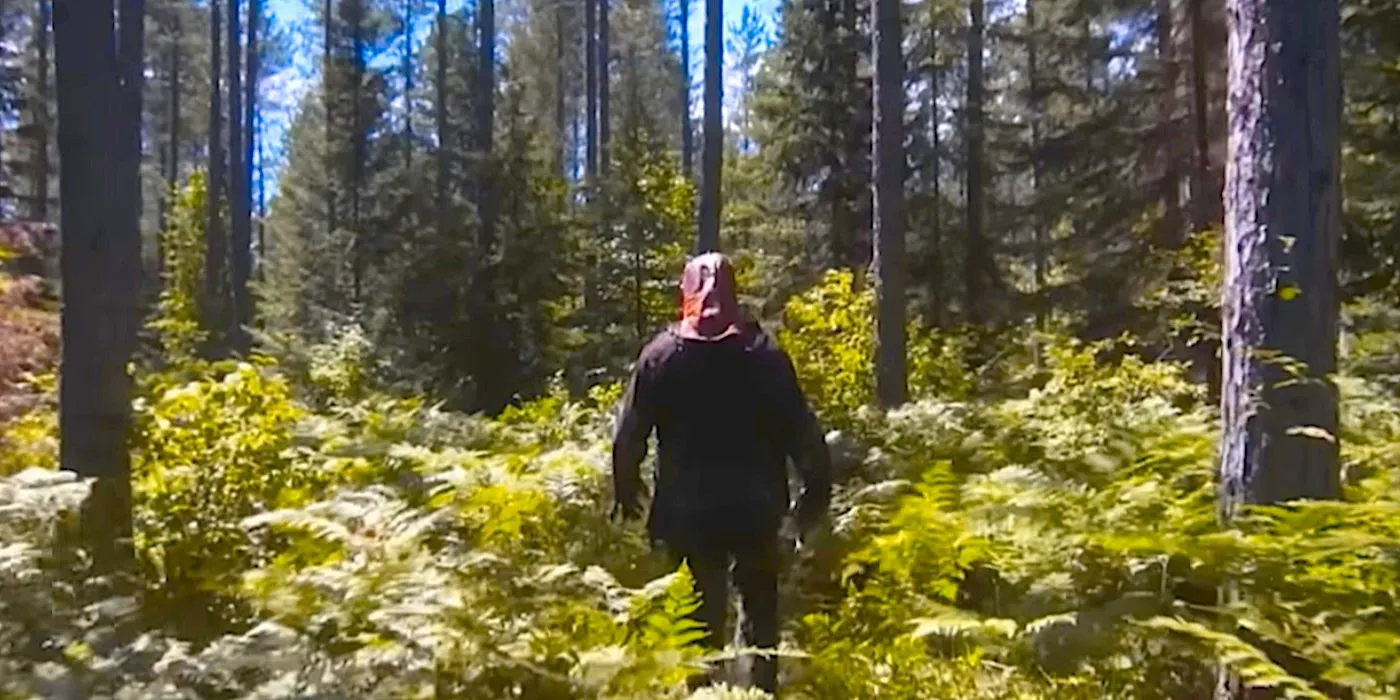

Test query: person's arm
[611,348,658,520]
[772,343,832,530]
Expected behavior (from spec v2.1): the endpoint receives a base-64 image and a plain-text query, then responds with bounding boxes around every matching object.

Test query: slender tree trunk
[925,18,941,328]
[964,0,986,326]
[54,0,141,576]
[1156,0,1183,248]
[229,0,249,352]
[246,0,259,278]
[555,0,566,175]
[474,0,506,412]
[872,0,906,407]
[585,0,597,181]
[1190,0,1224,399]
[257,114,266,270]
[165,4,181,222]
[402,0,413,167]
[206,0,227,353]
[696,0,721,252]
[32,0,51,222]
[1027,0,1045,345]
[1189,0,1220,232]
[324,0,336,237]
[351,0,364,305]
[435,0,448,234]
[598,0,610,175]
[679,0,692,177]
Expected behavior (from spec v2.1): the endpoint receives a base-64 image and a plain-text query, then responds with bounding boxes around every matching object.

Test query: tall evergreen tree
[695,0,720,251]
[1218,0,1342,513]
[871,0,905,406]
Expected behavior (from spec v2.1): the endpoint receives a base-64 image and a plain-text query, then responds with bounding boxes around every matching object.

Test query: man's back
[609,252,830,695]
[625,325,801,545]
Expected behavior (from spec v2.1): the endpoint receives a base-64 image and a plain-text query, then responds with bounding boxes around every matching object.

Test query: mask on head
[677,252,741,341]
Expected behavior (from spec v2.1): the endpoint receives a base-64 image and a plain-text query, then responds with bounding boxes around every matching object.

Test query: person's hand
[611,496,644,523]
[793,493,829,535]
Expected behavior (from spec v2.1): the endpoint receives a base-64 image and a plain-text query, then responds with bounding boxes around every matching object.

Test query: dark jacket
[611,322,831,548]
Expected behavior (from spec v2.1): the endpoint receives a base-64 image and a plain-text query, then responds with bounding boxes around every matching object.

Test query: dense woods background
[0,0,1398,697]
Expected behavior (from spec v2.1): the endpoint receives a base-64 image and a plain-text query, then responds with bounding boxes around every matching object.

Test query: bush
[778,269,973,433]
[131,361,327,641]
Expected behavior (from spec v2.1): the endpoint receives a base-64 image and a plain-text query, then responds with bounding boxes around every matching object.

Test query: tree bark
[1156,0,1184,248]
[598,0,610,175]
[402,0,413,167]
[1189,0,1220,233]
[964,0,986,326]
[228,0,249,352]
[473,0,508,412]
[1219,0,1341,515]
[926,18,941,328]
[32,0,51,222]
[54,0,141,574]
[555,0,566,175]
[435,0,448,235]
[350,0,364,304]
[696,0,721,253]
[872,0,906,407]
[165,3,180,224]
[585,0,597,181]
[1027,0,1045,339]
[206,0,227,354]
[324,0,336,239]
[246,0,260,276]
[679,0,692,177]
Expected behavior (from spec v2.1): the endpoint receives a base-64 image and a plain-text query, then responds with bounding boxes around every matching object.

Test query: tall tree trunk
[435,0,448,234]
[872,0,906,407]
[1189,0,1221,232]
[1219,0,1341,516]
[696,0,721,252]
[32,0,51,221]
[228,0,249,352]
[1027,0,1045,342]
[598,0,610,175]
[924,7,942,328]
[1190,0,1224,399]
[206,0,227,354]
[1217,2,1342,696]
[555,0,566,175]
[1156,0,1183,248]
[964,0,986,327]
[350,0,364,305]
[679,0,692,177]
[402,0,413,167]
[324,0,336,238]
[585,0,597,181]
[474,0,506,412]
[165,3,180,223]
[54,0,141,575]
[246,0,259,278]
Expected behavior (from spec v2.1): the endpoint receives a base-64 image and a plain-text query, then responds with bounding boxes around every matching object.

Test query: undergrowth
[0,246,1398,698]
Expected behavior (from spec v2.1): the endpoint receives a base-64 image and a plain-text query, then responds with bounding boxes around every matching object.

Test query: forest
[0,0,1397,696]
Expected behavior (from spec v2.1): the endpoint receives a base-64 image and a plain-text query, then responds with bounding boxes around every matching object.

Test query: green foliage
[131,361,327,641]
[149,172,210,363]
[778,269,973,432]
[0,242,58,475]
[785,342,1400,699]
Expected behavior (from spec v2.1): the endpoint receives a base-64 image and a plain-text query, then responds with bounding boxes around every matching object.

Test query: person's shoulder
[637,326,684,367]
[740,321,783,354]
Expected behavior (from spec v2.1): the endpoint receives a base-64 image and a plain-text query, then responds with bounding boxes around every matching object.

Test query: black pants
[662,531,781,694]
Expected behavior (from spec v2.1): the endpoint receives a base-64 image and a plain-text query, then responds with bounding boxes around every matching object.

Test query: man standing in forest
[611,252,832,694]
